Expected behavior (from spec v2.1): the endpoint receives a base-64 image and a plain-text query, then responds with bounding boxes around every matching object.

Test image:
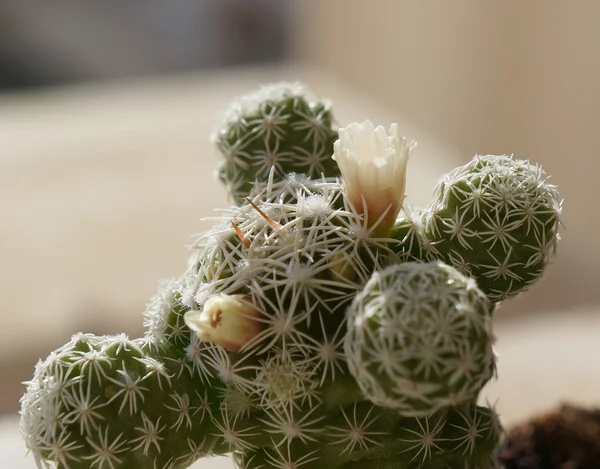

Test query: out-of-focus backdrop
[1,1,599,467]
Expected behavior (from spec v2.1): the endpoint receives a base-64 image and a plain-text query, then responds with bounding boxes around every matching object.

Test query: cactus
[392,155,562,302]
[345,262,495,417]
[213,82,341,204]
[21,82,562,469]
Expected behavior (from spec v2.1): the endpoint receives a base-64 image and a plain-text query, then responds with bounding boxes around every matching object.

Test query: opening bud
[184,294,262,351]
[333,120,415,237]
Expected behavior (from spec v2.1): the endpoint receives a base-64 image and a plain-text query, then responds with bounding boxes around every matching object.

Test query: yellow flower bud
[184,294,262,351]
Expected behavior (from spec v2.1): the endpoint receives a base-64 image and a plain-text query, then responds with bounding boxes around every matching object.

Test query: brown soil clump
[498,404,600,469]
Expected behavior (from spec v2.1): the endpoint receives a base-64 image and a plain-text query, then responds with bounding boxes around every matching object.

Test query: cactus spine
[21,83,561,469]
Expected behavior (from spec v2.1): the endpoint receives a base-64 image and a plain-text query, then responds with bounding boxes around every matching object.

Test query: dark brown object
[498,404,600,469]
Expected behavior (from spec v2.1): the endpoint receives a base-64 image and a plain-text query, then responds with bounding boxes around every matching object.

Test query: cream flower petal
[333,120,416,236]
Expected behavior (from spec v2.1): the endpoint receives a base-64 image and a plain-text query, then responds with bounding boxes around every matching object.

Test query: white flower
[333,120,416,236]
[184,294,262,351]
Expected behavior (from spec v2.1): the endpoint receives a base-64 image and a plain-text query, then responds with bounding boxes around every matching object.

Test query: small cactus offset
[420,155,561,302]
[213,82,341,204]
[345,262,496,417]
[21,83,562,469]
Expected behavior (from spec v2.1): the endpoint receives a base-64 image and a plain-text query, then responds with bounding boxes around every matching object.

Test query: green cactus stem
[213,82,341,204]
[391,154,562,302]
[344,261,496,417]
[19,333,245,469]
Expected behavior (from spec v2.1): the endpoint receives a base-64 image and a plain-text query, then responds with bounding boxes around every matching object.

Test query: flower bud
[333,120,415,236]
[184,294,262,351]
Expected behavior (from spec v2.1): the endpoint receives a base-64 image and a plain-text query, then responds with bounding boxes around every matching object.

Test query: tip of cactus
[211,81,320,142]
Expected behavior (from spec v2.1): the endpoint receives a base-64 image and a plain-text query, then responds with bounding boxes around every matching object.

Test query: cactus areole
[21,82,562,469]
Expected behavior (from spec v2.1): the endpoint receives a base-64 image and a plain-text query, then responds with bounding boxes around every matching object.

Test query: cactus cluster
[21,82,561,469]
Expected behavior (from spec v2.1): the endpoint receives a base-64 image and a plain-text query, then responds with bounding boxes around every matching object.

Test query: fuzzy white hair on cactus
[184,294,263,351]
[333,120,416,237]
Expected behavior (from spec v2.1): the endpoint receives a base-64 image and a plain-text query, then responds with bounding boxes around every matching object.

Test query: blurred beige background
[2,1,600,467]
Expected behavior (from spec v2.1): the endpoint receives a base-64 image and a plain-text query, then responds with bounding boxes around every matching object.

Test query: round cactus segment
[213,82,341,203]
[423,154,562,302]
[177,175,400,360]
[344,262,496,417]
[19,333,234,469]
